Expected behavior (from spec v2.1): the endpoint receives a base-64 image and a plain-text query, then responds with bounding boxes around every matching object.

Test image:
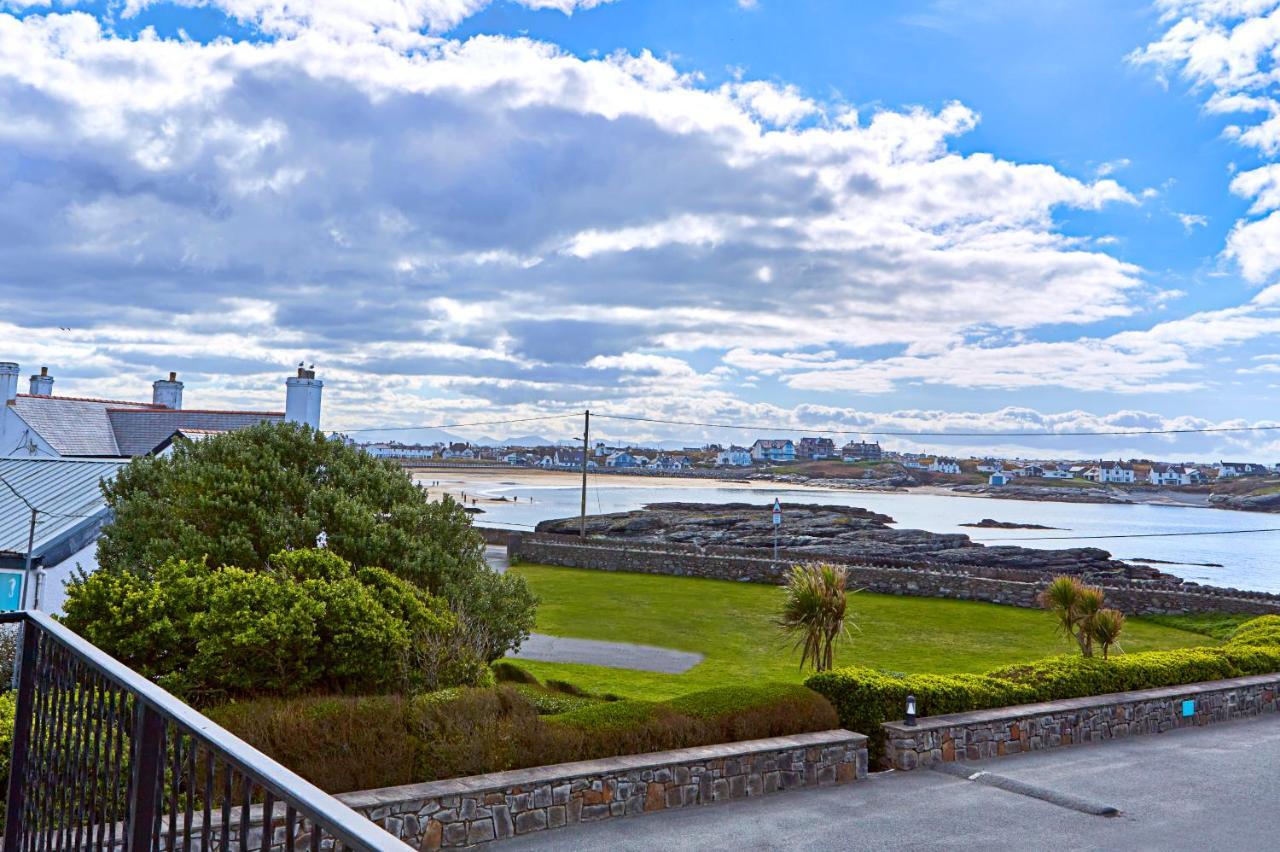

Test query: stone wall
[508,533,1280,616]
[337,730,867,849]
[881,673,1280,771]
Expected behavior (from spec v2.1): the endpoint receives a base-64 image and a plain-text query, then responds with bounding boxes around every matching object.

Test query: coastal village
[357,434,1279,489]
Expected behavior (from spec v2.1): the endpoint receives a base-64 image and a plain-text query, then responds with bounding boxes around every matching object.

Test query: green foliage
[491,660,542,684]
[62,550,488,702]
[94,422,535,660]
[213,682,838,792]
[808,615,1280,761]
[776,562,853,672]
[1145,613,1255,641]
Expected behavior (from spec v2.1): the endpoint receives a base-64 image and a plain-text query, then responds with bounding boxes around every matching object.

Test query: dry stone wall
[337,730,867,849]
[881,673,1280,771]
[507,533,1280,616]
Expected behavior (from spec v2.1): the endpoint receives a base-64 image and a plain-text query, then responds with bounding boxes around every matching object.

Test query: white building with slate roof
[1,362,323,460]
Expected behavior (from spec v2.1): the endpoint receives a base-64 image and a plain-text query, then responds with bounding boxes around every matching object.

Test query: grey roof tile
[0,457,128,557]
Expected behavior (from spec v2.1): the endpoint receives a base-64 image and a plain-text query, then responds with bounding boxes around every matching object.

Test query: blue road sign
[0,570,24,612]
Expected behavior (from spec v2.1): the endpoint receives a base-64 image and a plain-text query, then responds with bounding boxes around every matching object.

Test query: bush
[62,549,488,702]
[94,422,535,660]
[207,695,415,793]
[807,614,1280,762]
[491,660,541,684]
[211,682,840,792]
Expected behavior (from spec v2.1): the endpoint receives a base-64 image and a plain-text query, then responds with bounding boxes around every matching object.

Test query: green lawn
[505,565,1209,700]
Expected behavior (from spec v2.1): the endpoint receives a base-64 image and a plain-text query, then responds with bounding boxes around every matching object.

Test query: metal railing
[1,610,412,852]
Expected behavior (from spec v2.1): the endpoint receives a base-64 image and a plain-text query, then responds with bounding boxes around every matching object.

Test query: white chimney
[0,362,17,404]
[28,367,53,396]
[285,365,323,429]
[152,371,184,409]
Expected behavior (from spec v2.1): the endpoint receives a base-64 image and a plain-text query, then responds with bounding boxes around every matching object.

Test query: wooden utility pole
[580,409,590,538]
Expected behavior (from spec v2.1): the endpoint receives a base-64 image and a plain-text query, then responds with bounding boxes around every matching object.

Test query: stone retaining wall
[508,533,1280,616]
[881,673,1280,771]
[337,730,867,849]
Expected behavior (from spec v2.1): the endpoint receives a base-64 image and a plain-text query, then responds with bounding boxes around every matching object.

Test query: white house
[1085,461,1136,484]
[716,446,753,467]
[1,362,319,459]
[750,439,795,463]
[441,443,476,459]
[1039,464,1073,479]
[927,458,962,475]
[363,442,437,459]
[976,459,1003,473]
[606,451,639,468]
[1216,461,1268,478]
[653,454,691,470]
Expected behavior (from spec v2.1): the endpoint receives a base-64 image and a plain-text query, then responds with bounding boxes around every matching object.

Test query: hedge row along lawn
[504,565,1208,700]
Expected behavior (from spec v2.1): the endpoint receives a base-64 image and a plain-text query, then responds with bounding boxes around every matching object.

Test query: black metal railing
[1,610,411,852]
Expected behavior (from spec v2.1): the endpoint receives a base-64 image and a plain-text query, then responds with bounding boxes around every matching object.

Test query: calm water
[460,479,1280,593]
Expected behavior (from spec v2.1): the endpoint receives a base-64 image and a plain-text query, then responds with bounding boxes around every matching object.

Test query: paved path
[488,545,705,674]
[501,714,1280,850]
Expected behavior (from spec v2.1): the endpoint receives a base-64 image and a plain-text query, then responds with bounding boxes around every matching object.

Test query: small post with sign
[772,498,782,564]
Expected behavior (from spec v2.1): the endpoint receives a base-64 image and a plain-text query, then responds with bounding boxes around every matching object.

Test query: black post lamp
[905,694,917,727]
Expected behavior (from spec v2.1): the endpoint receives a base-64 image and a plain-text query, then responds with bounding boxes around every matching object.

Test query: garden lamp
[905,694,917,726]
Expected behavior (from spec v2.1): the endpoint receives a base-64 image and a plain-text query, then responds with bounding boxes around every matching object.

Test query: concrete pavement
[500,713,1280,850]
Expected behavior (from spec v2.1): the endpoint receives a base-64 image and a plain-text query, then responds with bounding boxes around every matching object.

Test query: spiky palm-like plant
[1040,576,1110,658]
[777,562,854,672]
[1089,609,1126,659]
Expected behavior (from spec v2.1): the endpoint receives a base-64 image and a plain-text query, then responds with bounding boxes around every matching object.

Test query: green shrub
[63,549,488,702]
[666,683,839,741]
[409,686,543,781]
[510,684,599,715]
[94,422,536,660]
[808,614,1280,763]
[491,660,541,684]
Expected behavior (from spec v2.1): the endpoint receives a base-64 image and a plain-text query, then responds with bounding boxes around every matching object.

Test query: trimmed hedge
[807,615,1280,761]
[212,678,838,793]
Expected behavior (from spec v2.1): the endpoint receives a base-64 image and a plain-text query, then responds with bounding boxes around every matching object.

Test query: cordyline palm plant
[777,562,855,672]
[1040,575,1125,658]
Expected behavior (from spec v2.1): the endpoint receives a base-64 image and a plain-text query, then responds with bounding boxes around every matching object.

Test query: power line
[591,413,1280,438]
[0,473,106,520]
[973,527,1280,542]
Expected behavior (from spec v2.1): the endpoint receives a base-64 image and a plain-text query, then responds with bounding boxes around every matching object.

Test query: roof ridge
[17,393,160,407]
[106,408,284,416]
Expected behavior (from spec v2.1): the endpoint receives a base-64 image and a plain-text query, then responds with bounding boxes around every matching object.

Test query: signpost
[772,498,782,564]
[0,569,24,613]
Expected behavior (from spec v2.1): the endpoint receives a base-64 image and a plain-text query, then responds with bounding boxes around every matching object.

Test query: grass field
[505,565,1210,700]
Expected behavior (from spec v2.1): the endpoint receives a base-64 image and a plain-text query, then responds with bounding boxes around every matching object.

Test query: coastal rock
[1209,492,1280,513]
[959,519,1062,530]
[951,484,1130,504]
[534,502,1170,580]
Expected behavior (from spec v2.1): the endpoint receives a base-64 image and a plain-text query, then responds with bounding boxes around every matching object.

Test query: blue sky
[1,0,1278,459]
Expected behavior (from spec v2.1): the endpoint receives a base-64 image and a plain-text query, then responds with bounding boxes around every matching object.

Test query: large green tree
[94,422,534,660]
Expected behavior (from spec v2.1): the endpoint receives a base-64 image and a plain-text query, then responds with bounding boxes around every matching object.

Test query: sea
[461,479,1280,593]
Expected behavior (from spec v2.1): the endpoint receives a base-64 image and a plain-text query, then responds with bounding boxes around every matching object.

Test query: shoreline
[407,467,1220,513]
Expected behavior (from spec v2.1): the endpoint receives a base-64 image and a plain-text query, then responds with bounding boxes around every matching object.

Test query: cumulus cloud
[0,4,1267,457]
[1134,0,1280,281]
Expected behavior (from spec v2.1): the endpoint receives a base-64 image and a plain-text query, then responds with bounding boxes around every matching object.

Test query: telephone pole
[579,409,590,538]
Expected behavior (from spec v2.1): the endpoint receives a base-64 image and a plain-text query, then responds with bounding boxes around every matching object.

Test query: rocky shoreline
[959,519,1063,530]
[535,502,1176,581]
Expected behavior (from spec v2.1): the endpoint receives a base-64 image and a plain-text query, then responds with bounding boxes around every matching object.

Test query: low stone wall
[337,730,867,849]
[508,533,1280,616]
[881,673,1280,771]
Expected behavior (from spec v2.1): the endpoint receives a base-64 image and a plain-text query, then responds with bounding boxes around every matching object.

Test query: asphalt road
[501,714,1280,850]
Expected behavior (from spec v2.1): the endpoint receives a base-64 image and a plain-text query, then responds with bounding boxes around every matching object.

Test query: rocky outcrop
[1209,491,1280,513]
[534,502,1171,580]
[959,519,1062,530]
[951,484,1130,504]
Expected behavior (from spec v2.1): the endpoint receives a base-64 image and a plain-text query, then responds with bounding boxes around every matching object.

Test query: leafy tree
[62,549,490,702]
[776,562,854,672]
[94,422,534,659]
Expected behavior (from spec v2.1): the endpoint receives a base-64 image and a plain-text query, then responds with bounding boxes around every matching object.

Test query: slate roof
[0,457,127,559]
[107,409,283,456]
[10,395,158,456]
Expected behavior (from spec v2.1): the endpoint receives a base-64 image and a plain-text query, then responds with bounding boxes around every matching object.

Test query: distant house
[1149,464,1201,486]
[1084,461,1136,484]
[502,452,533,465]
[1018,464,1045,478]
[797,437,837,460]
[928,457,961,475]
[750,439,796,463]
[841,441,882,461]
[902,459,926,470]
[976,459,1003,473]
[653,454,691,470]
[988,472,1010,486]
[606,451,639,468]
[362,441,437,460]
[716,446,753,467]
[1039,464,1073,479]
[1216,461,1268,478]
[441,443,475,459]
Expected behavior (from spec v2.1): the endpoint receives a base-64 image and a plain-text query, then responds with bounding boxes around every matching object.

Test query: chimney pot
[152,372,184,409]
[29,367,54,396]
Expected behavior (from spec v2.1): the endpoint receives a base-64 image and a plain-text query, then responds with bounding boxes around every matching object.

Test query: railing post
[4,619,40,849]
[126,701,165,852]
